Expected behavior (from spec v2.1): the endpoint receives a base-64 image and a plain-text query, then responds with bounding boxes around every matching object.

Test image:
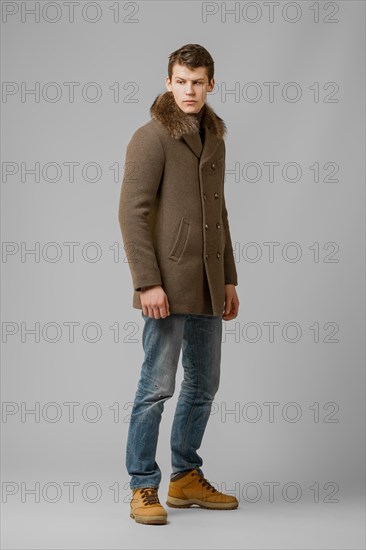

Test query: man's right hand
[140,285,170,319]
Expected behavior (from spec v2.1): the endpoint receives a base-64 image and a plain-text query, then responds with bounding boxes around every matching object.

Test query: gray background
[1,0,365,548]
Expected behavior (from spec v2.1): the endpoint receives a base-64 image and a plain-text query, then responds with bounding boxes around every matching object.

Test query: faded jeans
[126,311,222,490]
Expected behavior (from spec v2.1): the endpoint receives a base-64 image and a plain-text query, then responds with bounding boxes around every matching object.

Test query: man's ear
[165,76,172,92]
[208,78,215,92]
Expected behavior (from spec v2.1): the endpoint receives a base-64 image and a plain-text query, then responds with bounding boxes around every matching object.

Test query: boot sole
[166,496,238,510]
[130,512,167,525]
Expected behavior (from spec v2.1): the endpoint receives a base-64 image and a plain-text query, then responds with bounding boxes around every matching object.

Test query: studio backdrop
[1,1,365,549]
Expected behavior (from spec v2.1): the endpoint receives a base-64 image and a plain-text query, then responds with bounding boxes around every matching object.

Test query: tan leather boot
[166,469,238,510]
[130,487,168,524]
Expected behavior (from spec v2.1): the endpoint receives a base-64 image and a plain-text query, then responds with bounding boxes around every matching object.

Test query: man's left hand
[222,284,239,320]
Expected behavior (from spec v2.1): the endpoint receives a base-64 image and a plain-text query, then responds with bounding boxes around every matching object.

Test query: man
[118,44,239,525]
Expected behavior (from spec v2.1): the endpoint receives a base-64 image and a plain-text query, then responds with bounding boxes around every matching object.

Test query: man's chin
[180,102,202,113]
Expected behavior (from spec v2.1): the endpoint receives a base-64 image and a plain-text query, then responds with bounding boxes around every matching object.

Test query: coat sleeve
[118,125,165,292]
[222,142,238,286]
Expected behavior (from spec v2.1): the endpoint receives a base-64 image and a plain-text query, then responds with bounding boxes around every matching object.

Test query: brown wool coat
[118,90,238,316]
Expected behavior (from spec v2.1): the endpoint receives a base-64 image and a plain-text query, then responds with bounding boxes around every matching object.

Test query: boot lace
[140,487,160,506]
[196,472,218,493]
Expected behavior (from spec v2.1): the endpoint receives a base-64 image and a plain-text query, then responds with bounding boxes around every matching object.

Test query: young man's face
[165,63,215,114]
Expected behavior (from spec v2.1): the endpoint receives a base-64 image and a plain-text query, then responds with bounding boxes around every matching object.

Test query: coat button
[214,193,219,199]
[205,223,209,229]
[216,223,221,229]
[216,252,221,258]
[211,163,216,170]
[205,254,209,260]
[203,194,207,200]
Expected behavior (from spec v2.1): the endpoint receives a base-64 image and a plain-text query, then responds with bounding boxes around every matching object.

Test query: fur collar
[150,91,226,140]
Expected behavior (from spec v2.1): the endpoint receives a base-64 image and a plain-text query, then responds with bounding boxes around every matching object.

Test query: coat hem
[133,304,219,317]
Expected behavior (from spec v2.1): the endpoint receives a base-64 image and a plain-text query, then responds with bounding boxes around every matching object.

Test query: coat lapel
[181,132,203,158]
[199,128,221,166]
[181,128,221,165]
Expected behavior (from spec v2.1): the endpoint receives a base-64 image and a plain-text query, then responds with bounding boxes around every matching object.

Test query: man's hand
[140,285,170,319]
[222,284,239,321]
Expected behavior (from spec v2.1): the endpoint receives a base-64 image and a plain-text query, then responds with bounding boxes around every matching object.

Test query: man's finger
[225,298,232,315]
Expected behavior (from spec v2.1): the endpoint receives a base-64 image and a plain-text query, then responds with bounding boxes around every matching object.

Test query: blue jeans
[126,312,222,490]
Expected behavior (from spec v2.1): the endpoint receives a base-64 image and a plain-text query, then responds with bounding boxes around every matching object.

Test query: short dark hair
[168,43,214,83]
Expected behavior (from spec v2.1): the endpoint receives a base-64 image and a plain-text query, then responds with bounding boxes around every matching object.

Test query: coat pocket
[169,217,190,262]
